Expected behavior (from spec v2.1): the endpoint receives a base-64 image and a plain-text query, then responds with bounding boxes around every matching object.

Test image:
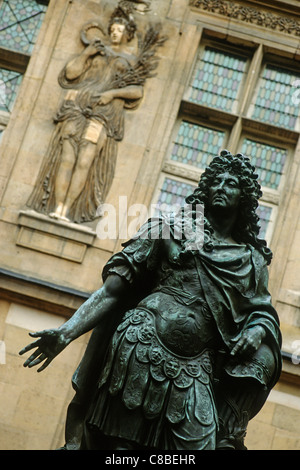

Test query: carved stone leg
[50,139,77,220]
[61,141,96,214]
[62,123,107,218]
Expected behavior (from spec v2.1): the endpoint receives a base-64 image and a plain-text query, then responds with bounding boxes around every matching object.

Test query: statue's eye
[228,180,239,187]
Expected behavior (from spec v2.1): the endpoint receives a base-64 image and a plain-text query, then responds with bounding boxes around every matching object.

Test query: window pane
[155,177,196,214]
[0,68,23,112]
[240,138,288,190]
[0,0,47,53]
[252,64,300,130]
[171,121,225,169]
[257,204,272,239]
[187,47,248,112]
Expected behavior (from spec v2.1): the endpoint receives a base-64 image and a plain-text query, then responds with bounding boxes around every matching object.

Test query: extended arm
[19,274,128,372]
[61,274,128,341]
[97,85,143,105]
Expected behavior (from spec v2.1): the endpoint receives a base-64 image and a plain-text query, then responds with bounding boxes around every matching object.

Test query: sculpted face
[110,23,126,45]
[208,171,241,213]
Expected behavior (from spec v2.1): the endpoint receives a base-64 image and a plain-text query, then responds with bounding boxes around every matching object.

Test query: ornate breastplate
[136,289,218,357]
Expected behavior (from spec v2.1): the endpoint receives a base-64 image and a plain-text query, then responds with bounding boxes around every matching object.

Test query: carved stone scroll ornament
[190,0,300,36]
[27,2,165,224]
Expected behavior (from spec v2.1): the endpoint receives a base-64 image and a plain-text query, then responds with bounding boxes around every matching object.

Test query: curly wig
[185,149,272,264]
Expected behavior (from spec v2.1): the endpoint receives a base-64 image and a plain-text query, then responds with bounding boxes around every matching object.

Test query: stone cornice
[189,0,300,36]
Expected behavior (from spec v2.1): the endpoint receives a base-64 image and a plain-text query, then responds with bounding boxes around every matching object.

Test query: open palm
[19,329,70,372]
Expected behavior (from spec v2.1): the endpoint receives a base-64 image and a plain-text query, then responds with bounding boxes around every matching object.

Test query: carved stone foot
[49,212,71,223]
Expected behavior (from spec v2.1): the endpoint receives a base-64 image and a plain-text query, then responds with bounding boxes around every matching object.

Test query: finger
[37,357,53,373]
[19,339,41,355]
[230,339,244,356]
[20,329,54,354]
[234,338,257,358]
[29,329,50,338]
[19,345,33,355]
[28,353,47,369]
[19,331,46,354]
[237,343,250,356]
[23,349,42,367]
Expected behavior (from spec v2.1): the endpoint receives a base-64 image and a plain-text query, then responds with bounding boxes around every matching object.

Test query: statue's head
[192,149,262,209]
[108,7,137,43]
[185,150,272,263]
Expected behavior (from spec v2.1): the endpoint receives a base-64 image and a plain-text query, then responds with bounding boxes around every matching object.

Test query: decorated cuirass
[98,305,217,425]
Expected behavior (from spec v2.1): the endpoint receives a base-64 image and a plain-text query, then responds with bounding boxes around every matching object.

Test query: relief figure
[27,4,165,223]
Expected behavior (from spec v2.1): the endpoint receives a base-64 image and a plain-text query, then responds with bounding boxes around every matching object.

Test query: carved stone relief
[27,1,165,224]
[190,0,300,36]
[119,0,152,13]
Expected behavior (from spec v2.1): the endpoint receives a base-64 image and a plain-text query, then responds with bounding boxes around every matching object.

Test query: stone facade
[0,0,299,450]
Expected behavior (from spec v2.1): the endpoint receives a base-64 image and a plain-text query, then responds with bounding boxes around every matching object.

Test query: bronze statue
[27,4,165,223]
[20,150,282,450]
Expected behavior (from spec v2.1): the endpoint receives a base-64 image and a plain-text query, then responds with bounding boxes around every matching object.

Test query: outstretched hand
[19,328,70,372]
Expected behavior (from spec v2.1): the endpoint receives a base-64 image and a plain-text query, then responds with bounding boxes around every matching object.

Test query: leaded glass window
[251,64,300,130]
[257,204,273,239]
[171,121,225,169]
[240,138,288,190]
[187,47,248,112]
[0,68,23,112]
[155,177,196,214]
[0,0,47,132]
[0,0,47,54]
[155,34,299,245]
